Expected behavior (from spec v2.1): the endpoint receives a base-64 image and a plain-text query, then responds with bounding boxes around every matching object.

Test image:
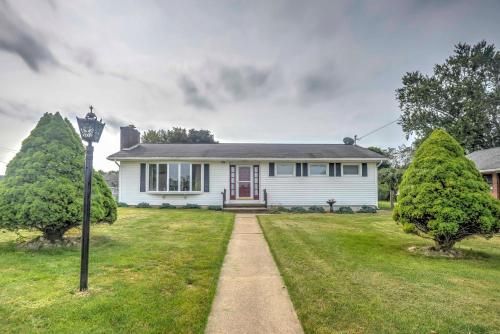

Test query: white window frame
[309,163,328,177]
[146,162,203,193]
[275,163,295,177]
[342,163,361,176]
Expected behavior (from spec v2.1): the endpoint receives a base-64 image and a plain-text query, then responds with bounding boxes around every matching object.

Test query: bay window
[148,163,202,192]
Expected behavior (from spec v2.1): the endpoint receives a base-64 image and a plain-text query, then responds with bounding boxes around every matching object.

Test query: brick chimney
[120,125,140,149]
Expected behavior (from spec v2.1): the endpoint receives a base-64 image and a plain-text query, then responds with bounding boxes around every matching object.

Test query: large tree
[142,127,218,144]
[397,41,499,152]
[393,129,499,251]
[0,113,116,242]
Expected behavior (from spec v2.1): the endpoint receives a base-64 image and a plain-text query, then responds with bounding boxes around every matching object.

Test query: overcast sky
[1,0,499,173]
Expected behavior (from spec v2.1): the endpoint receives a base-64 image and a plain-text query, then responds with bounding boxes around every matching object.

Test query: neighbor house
[107,126,387,209]
[468,147,500,199]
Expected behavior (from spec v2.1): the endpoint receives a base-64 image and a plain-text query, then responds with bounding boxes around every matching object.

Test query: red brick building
[468,147,500,199]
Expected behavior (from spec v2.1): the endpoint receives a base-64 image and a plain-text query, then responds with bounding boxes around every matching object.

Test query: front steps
[223,203,268,213]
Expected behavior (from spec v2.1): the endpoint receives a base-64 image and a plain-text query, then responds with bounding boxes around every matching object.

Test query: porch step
[223,206,268,213]
[225,203,267,208]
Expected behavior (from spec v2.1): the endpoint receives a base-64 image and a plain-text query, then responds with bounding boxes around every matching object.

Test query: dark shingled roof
[107,143,386,160]
[468,147,500,172]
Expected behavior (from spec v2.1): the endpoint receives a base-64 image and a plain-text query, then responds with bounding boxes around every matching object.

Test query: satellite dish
[343,137,355,145]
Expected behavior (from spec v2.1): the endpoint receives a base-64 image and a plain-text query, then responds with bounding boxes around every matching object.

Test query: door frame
[236,165,253,199]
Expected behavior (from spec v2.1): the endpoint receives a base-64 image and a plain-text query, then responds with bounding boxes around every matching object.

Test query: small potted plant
[326,198,336,213]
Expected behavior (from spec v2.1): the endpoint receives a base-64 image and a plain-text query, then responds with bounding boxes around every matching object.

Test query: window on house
[148,164,157,191]
[310,164,327,176]
[343,164,360,175]
[169,164,179,191]
[148,163,202,192]
[192,164,202,191]
[180,163,190,191]
[484,174,493,190]
[276,163,294,176]
[159,164,167,191]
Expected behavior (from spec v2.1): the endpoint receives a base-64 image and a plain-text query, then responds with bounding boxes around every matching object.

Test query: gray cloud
[297,63,343,104]
[177,75,215,110]
[0,0,60,72]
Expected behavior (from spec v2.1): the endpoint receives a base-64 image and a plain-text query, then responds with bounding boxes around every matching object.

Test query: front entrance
[237,166,252,199]
[229,164,260,201]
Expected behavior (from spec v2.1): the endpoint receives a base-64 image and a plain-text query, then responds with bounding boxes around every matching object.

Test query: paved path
[205,214,304,334]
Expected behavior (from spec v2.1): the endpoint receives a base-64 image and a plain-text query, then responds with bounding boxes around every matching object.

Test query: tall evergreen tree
[394,129,499,251]
[0,112,116,242]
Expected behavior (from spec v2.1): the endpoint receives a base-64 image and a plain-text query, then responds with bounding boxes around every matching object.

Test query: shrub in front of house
[160,203,176,209]
[290,206,307,213]
[336,206,354,214]
[308,206,325,213]
[136,202,152,208]
[0,113,116,243]
[208,205,222,211]
[183,203,200,209]
[394,129,500,252]
[117,202,129,207]
[358,206,377,213]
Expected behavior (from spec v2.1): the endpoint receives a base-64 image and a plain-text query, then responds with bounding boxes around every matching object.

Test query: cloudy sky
[1,0,499,173]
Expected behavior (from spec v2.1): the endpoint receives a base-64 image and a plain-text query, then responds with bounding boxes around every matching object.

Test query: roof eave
[106,156,388,161]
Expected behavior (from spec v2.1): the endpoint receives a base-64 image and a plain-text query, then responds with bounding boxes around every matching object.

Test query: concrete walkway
[205,214,304,334]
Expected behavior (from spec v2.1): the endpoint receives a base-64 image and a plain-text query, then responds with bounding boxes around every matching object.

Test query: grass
[0,208,234,333]
[378,200,394,210]
[259,212,500,334]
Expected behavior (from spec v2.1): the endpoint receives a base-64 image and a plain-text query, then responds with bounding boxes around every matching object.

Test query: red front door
[238,166,252,198]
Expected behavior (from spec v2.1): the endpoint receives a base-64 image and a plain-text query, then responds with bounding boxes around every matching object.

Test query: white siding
[118,160,378,207]
[261,162,378,207]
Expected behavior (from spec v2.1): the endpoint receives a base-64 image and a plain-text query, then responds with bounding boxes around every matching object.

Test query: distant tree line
[141,127,218,144]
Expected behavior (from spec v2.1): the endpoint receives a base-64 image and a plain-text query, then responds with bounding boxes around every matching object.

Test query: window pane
[343,165,359,175]
[159,164,167,191]
[192,164,201,191]
[149,164,157,191]
[169,164,178,191]
[310,164,327,175]
[276,163,294,175]
[180,163,190,191]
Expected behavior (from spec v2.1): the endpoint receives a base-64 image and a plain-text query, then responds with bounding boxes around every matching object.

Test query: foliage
[397,41,500,152]
[290,206,307,213]
[136,202,152,208]
[394,129,500,251]
[308,205,325,213]
[183,203,200,209]
[159,203,176,209]
[207,205,222,211]
[336,206,354,214]
[117,202,129,207]
[259,212,500,333]
[0,208,234,333]
[269,206,289,214]
[368,145,414,169]
[141,127,218,144]
[358,206,377,213]
[0,113,116,242]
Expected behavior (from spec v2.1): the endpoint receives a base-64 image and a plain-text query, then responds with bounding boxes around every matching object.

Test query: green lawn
[259,212,500,334]
[0,208,234,334]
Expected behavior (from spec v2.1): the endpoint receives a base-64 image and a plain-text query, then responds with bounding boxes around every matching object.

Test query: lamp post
[77,106,105,292]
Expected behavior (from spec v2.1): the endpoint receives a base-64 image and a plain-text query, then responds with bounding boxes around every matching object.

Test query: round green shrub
[208,205,222,211]
[308,205,326,213]
[159,203,176,209]
[290,206,307,213]
[117,202,129,207]
[358,206,377,213]
[136,202,152,208]
[336,206,354,214]
[393,129,500,251]
[183,203,200,209]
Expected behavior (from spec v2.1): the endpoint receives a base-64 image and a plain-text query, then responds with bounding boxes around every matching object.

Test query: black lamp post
[77,106,105,291]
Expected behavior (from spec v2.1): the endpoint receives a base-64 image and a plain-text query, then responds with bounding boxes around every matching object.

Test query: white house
[107,126,386,209]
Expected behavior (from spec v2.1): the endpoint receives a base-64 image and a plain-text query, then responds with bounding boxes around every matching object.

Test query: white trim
[480,169,500,173]
[342,163,361,176]
[275,163,295,177]
[309,163,328,177]
[110,157,388,162]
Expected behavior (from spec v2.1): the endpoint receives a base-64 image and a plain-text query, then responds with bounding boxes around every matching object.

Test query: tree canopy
[393,129,499,251]
[397,41,500,152]
[141,127,218,144]
[0,112,116,242]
